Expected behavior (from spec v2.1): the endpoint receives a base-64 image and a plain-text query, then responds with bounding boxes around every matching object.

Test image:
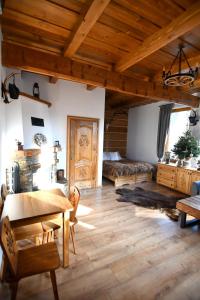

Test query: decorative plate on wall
[34,133,47,146]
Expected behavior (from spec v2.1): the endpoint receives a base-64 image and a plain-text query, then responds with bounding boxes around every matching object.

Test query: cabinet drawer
[157,177,176,189]
[157,171,176,181]
[158,164,176,174]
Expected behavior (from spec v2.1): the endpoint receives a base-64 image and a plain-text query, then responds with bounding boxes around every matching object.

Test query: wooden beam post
[64,0,111,57]
[2,42,199,107]
[49,76,58,84]
[116,1,200,72]
[86,84,96,91]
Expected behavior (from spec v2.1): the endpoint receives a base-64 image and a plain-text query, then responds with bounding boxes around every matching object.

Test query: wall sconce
[189,110,199,126]
[2,72,20,104]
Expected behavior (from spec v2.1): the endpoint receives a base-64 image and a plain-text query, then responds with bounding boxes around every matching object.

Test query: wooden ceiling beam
[110,98,157,109]
[184,80,200,96]
[2,8,70,43]
[106,92,125,103]
[107,92,155,106]
[2,42,199,107]
[73,54,112,71]
[4,35,61,55]
[116,1,200,72]
[4,36,113,71]
[2,8,112,71]
[129,101,157,108]
[63,0,111,57]
[107,93,154,107]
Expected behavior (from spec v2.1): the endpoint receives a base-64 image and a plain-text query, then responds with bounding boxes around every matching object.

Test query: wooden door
[68,116,98,189]
[176,168,192,194]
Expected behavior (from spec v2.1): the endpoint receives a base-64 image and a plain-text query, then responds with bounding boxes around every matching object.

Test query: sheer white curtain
[166,110,190,154]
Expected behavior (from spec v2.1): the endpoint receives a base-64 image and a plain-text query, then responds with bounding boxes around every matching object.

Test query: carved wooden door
[68,117,98,189]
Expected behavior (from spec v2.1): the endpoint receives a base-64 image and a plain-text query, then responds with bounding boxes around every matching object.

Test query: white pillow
[103,152,111,160]
[117,152,122,160]
[110,152,122,161]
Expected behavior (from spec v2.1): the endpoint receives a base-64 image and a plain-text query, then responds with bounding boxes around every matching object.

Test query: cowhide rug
[116,187,183,221]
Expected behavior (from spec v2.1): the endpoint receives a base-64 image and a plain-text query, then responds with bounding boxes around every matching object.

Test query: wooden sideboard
[157,163,200,195]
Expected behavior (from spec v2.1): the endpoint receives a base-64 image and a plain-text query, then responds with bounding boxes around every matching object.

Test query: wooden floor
[1,180,200,300]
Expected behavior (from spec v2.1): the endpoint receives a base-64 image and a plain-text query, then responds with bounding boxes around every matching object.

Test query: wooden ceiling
[1,0,200,108]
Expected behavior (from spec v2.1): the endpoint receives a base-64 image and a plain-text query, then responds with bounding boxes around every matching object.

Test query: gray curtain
[157,103,174,161]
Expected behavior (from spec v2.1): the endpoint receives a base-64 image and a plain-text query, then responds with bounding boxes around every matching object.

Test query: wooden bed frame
[103,172,152,187]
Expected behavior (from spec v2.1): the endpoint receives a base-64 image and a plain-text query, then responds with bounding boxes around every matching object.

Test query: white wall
[0,32,7,182]
[21,96,52,149]
[0,99,6,183]
[21,72,105,186]
[4,100,24,158]
[0,64,26,175]
[127,101,167,164]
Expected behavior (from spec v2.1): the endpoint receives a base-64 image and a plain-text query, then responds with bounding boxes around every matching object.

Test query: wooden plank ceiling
[1,0,200,108]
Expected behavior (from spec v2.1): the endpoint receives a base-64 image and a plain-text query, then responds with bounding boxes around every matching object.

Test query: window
[165,109,191,154]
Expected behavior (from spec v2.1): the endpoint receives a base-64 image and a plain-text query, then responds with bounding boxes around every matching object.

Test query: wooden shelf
[20,92,52,107]
[14,149,41,158]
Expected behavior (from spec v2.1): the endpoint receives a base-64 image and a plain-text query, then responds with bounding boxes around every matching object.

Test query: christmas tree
[172,130,200,159]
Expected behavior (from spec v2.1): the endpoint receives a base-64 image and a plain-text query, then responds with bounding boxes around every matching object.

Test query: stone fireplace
[12,149,41,192]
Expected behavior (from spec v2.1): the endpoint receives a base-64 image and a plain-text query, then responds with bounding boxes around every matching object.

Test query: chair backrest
[69,186,80,222]
[0,196,3,217]
[1,184,8,202]
[0,216,18,276]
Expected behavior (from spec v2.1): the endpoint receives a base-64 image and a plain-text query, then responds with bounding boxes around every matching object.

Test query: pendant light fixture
[162,46,198,87]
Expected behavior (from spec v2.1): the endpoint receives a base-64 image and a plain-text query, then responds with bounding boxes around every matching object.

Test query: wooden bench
[176,195,200,228]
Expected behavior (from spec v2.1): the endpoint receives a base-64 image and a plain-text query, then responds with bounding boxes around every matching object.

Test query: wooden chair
[43,186,80,254]
[0,196,3,213]
[0,216,60,300]
[1,183,8,202]
[68,186,80,254]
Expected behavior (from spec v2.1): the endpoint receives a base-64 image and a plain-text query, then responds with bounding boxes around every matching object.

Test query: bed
[103,155,154,187]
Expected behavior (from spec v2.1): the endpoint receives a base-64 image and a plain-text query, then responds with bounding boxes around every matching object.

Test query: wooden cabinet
[157,163,200,195]
[157,164,176,189]
[176,168,192,195]
[191,171,200,183]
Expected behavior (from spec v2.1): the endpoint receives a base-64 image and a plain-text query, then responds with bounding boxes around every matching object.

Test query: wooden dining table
[1,188,73,268]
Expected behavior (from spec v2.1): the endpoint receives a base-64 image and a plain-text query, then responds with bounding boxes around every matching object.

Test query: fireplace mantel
[14,149,41,158]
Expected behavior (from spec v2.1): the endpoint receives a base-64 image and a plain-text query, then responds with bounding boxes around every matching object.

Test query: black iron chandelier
[162,46,198,87]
